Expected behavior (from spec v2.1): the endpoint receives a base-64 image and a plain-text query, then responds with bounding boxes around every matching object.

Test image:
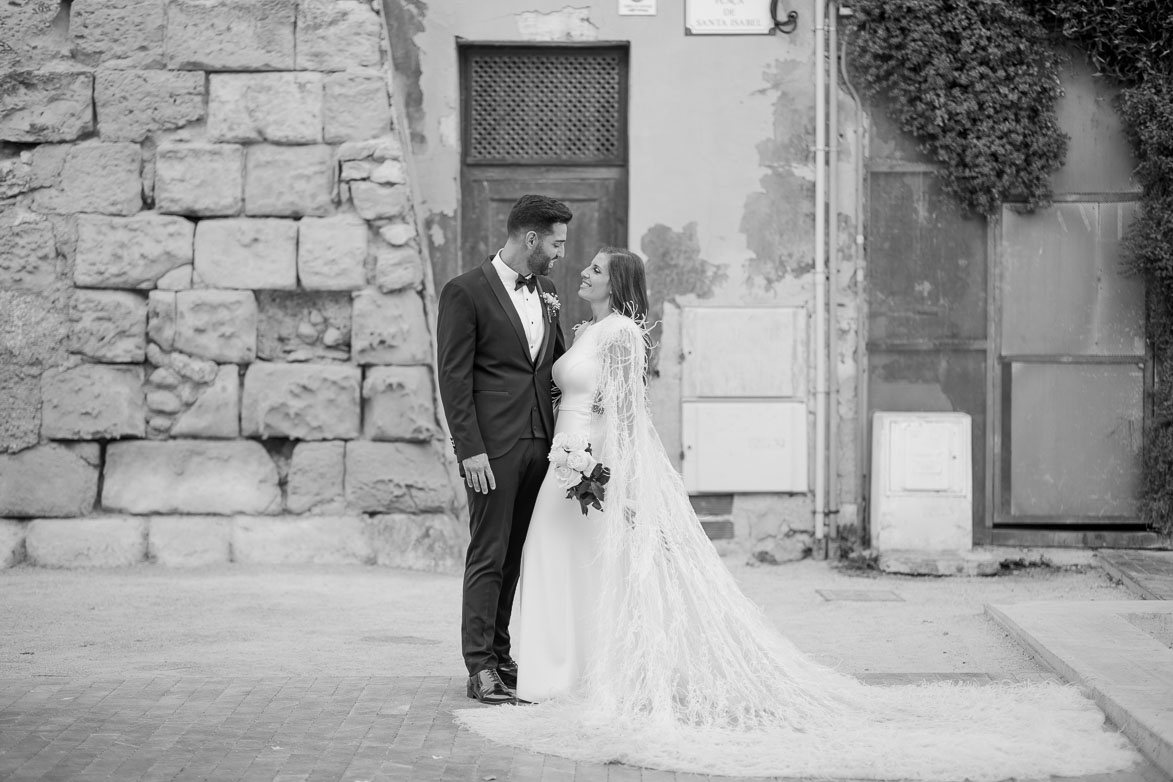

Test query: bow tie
[514,274,537,293]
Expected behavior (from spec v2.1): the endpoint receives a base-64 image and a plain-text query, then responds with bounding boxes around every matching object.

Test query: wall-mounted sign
[685,0,774,34]
[619,0,657,15]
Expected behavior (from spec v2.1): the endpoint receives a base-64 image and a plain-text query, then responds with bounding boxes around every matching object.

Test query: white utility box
[682,400,807,493]
[870,412,972,552]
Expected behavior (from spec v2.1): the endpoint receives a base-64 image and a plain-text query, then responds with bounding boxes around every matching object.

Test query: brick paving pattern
[1098,550,1173,600]
[6,672,1158,782]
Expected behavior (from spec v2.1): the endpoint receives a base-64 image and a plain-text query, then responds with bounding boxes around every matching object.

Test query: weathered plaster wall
[388,0,863,556]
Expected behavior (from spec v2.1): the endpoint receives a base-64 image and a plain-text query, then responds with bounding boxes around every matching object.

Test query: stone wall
[0,0,465,570]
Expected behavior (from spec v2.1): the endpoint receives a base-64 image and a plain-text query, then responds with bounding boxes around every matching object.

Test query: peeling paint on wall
[641,222,727,369]
[382,0,428,150]
[516,6,598,41]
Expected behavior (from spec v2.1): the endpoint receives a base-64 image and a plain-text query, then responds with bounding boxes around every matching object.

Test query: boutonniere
[540,291,560,322]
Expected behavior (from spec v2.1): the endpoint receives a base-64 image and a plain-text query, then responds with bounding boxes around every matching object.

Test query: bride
[455,247,1138,780]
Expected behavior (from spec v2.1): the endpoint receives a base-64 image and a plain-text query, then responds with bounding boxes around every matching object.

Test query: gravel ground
[0,558,1134,680]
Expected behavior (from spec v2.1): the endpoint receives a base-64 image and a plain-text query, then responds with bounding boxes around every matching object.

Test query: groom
[436,194,572,704]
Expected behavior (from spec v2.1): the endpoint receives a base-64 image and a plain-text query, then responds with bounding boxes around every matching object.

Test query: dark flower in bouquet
[548,432,611,516]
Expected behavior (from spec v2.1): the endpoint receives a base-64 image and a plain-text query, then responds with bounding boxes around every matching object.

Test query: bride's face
[577,252,612,305]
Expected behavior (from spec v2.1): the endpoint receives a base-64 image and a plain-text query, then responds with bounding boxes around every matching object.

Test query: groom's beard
[526,245,557,277]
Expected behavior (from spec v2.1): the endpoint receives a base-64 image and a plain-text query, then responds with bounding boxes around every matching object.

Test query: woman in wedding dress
[456,248,1138,780]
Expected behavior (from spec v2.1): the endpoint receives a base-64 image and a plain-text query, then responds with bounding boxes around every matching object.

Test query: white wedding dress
[456,314,1138,780]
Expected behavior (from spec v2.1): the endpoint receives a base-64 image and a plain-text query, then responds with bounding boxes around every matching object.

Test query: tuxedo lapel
[534,278,555,368]
[480,259,533,364]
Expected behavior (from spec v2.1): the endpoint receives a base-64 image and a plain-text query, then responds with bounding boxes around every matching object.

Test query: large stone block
[244,145,333,217]
[286,441,345,514]
[344,442,454,513]
[25,517,148,568]
[32,142,142,215]
[295,0,382,71]
[0,1,66,73]
[103,440,281,514]
[0,520,24,568]
[0,291,68,368]
[351,290,432,365]
[170,364,241,438]
[297,215,367,290]
[41,364,145,440]
[0,443,99,518]
[367,513,467,573]
[69,289,148,363]
[241,363,361,440]
[323,71,392,142]
[375,246,423,293]
[72,0,165,69]
[148,516,231,566]
[155,143,243,216]
[193,218,297,289]
[231,516,373,564]
[173,290,257,363]
[95,70,206,142]
[363,366,440,442]
[0,71,94,142]
[256,291,351,362]
[337,135,402,163]
[208,73,322,144]
[348,182,409,221]
[75,213,194,288]
[166,0,295,71]
[0,216,57,291]
[0,365,41,454]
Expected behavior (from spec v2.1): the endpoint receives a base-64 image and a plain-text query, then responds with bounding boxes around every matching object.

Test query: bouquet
[548,432,611,516]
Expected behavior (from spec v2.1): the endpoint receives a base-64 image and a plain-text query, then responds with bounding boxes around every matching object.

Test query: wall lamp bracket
[770,0,799,34]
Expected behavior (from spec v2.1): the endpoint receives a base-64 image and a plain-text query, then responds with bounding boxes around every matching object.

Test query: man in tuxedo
[436,195,572,704]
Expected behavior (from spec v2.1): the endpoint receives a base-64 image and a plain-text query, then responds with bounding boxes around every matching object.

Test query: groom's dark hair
[507,195,573,238]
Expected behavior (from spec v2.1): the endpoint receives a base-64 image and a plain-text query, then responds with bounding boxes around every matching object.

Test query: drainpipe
[826,0,841,552]
[812,0,829,554]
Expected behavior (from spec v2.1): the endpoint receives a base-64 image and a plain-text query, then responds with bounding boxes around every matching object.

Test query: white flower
[562,432,588,452]
[551,432,569,449]
[548,447,569,467]
[566,451,592,472]
[541,292,561,313]
[553,465,577,489]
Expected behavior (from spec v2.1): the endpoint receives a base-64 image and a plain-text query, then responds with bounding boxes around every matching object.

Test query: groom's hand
[463,453,495,494]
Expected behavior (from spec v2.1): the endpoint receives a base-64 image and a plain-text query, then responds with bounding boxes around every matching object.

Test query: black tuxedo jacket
[436,257,565,462]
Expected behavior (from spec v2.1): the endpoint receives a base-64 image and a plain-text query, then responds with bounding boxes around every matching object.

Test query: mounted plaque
[685,0,774,35]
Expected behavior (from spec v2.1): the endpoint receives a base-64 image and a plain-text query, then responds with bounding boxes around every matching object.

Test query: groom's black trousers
[461,435,549,676]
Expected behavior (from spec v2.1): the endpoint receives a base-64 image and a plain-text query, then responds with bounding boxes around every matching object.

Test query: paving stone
[173,289,258,363]
[244,145,334,218]
[165,0,295,71]
[0,519,24,567]
[40,363,145,440]
[286,441,346,514]
[231,516,373,565]
[0,215,57,292]
[367,512,466,573]
[241,363,361,440]
[95,69,206,142]
[193,218,297,289]
[68,289,148,363]
[72,0,165,69]
[207,72,323,143]
[25,517,148,568]
[155,143,243,217]
[345,441,455,513]
[351,289,432,365]
[0,443,99,518]
[170,364,241,438]
[148,516,231,566]
[323,71,392,142]
[295,0,382,71]
[103,440,281,514]
[0,70,93,142]
[255,291,351,362]
[375,245,424,292]
[349,182,410,221]
[31,141,142,215]
[363,365,440,442]
[297,215,368,290]
[75,213,194,288]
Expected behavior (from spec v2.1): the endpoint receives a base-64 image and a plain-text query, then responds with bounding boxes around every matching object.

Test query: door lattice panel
[464,48,626,165]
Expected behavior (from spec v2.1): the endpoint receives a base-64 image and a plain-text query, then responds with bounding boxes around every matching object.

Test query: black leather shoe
[466,669,513,704]
[497,659,517,690]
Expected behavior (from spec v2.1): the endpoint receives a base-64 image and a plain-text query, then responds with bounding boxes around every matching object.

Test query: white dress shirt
[491,252,545,361]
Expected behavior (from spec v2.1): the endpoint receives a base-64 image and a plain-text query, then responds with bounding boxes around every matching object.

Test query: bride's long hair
[599,247,648,324]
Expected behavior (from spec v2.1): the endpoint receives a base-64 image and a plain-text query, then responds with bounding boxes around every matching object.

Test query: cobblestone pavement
[0,674,1164,782]
[1098,550,1173,600]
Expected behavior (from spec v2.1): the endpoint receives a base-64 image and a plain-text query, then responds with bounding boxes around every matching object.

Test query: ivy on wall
[850,0,1173,535]
[847,0,1068,216]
